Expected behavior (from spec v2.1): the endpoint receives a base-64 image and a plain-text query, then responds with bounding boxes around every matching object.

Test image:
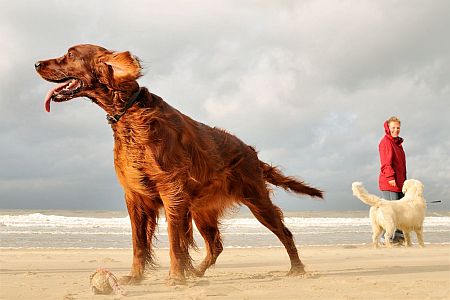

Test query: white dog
[352,179,426,248]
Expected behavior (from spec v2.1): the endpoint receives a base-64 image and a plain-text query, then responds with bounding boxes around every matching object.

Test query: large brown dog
[35,44,323,285]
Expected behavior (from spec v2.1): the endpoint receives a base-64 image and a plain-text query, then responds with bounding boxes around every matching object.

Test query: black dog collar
[106,88,142,124]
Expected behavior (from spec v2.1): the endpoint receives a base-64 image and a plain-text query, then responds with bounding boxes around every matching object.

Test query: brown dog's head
[35,44,142,112]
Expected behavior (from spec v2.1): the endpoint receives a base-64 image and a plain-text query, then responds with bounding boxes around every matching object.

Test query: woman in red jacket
[378,116,407,242]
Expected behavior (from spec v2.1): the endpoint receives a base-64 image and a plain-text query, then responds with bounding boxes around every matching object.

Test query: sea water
[0,210,449,249]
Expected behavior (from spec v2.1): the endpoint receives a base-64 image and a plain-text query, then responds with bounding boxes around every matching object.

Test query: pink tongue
[44,81,70,112]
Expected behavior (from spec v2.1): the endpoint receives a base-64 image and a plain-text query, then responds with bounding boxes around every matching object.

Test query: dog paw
[166,276,187,286]
[287,265,306,276]
[119,275,143,285]
[186,267,205,278]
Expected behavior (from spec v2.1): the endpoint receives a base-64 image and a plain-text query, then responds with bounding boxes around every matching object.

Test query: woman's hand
[388,180,397,187]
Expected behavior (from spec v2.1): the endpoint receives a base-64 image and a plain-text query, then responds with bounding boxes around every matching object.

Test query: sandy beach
[1,245,449,300]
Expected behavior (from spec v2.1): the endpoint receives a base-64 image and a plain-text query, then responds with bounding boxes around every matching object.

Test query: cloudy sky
[0,0,449,211]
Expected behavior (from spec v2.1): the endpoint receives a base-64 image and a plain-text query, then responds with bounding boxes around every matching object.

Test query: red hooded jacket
[378,121,407,192]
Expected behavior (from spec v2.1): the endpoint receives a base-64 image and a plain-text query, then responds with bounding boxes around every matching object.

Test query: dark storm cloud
[0,0,449,211]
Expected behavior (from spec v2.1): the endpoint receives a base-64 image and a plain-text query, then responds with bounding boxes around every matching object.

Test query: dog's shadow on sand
[188,269,322,285]
[324,264,448,277]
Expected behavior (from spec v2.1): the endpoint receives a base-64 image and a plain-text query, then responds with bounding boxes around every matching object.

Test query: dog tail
[351,182,381,206]
[260,160,323,198]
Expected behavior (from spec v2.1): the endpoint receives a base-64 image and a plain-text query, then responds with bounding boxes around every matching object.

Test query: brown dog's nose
[34,61,42,70]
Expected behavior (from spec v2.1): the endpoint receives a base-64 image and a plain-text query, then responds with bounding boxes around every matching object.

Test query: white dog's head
[402,179,424,198]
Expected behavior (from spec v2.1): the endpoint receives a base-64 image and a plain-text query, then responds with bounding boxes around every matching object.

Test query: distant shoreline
[1,208,448,218]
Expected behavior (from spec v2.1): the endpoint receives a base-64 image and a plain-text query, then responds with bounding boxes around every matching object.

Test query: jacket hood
[384,121,404,144]
[384,121,390,135]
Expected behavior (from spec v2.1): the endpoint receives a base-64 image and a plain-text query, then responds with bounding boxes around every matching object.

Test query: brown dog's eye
[68,52,74,59]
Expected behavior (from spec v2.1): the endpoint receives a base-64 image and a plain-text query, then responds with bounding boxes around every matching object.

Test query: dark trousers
[381,190,404,200]
[380,190,405,239]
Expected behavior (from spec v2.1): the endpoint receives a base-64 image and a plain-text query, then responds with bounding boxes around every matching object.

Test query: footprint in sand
[248,274,268,280]
[102,257,119,263]
[205,285,241,296]
[189,280,210,287]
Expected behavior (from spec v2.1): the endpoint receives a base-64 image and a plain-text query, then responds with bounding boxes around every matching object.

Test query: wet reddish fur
[36,44,323,284]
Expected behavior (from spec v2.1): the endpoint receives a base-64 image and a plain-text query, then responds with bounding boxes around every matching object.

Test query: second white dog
[352,179,426,248]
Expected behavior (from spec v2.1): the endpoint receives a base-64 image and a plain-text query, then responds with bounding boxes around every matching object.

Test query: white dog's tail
[352,182,382,207]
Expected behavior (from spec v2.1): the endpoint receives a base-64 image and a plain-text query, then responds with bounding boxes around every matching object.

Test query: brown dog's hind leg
[192,211,223,277]
[242,190,305,276]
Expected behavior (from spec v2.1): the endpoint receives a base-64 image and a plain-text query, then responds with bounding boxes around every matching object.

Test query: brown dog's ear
[104,51,142,82]
[95,51,142,87]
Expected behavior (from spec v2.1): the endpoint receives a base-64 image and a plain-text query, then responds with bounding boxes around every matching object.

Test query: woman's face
[389,121,401,137]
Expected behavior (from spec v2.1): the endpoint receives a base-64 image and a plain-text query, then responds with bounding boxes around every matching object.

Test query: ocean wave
[1,213,449,229]
[1,211,449,248]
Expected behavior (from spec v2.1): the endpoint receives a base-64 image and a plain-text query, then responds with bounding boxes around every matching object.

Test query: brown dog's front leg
[162,199,194,285]
[121,194,156,285]
[166,221,187,285]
